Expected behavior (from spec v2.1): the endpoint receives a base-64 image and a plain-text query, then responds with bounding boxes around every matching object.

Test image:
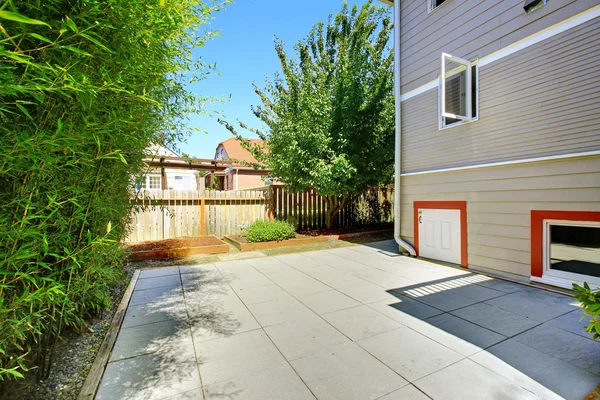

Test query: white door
[418,208,461,265]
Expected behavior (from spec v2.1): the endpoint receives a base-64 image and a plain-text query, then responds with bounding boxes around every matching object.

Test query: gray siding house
[391,0,600,289]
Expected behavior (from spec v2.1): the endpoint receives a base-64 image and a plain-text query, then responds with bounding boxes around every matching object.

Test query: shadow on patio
[381,272,597,400]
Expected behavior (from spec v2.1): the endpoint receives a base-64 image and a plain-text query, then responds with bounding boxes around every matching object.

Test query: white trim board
[401,150,600,177]
[400,4,600,102]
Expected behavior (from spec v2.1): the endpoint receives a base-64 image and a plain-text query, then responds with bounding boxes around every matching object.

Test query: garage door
[418,208,461,265]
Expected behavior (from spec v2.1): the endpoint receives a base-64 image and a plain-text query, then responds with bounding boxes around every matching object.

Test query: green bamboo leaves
[0,10,49,26]
[0,0,226,385]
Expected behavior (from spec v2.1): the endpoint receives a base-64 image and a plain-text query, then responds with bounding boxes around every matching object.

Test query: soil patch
[128,235,225,252]
[298,222,393,236]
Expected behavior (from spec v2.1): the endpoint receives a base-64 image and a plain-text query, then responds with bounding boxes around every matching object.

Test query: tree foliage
[0,0,222,382]
[222,1,394,228]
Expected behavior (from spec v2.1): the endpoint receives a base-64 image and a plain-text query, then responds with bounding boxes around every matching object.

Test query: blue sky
[179,0,369,158]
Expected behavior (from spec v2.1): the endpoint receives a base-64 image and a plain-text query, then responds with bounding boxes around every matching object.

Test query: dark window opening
[550,224,600,278]
[443,64,477,126]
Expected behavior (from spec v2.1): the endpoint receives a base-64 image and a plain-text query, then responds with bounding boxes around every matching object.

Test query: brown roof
[217,137,265,168]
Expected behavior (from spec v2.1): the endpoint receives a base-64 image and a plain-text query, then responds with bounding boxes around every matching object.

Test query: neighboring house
[390,0,600,289]
[141,145,204,191]
[205,138,270,190]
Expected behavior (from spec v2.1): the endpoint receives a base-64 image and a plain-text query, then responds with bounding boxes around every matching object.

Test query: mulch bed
[127,236,229,260]
[127,236,226,252]
[298,223,393,236]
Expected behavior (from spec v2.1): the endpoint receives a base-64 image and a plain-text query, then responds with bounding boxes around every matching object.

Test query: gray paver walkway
[96,240,600,400]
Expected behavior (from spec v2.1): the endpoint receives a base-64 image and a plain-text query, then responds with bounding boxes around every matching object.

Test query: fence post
[268,186,275,221]
[200,198,205,236]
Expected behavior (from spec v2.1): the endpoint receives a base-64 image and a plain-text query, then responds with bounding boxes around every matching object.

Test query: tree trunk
[324,194,352,230]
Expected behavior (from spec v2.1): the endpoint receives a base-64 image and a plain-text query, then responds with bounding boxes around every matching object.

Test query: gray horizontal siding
[399,156,600,280]
[399,0,598,92]
[401,15,600,173]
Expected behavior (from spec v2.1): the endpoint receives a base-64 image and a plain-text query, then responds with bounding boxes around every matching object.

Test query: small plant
[573,282,600,340]
[246,220,296,243]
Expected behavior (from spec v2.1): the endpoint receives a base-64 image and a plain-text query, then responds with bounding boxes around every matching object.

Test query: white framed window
[540,219,600,289]
[145,175,161,190]
[439,53,478,130]
[171,175,194,190]
[428,0,451,13]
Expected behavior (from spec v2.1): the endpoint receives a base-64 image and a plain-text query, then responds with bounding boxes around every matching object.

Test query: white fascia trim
[400,4,600,102]
[401,150,600,177]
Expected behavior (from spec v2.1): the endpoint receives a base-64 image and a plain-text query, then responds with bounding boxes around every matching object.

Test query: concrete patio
[96,240,599,400]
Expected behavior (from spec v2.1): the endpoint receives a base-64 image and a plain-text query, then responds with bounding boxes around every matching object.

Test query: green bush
[573,282,600,340]
[0,0,223,382]
[246,220,296,243]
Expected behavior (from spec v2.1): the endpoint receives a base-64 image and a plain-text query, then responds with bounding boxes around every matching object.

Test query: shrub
[573,282,600,340]
[246,220,296,243]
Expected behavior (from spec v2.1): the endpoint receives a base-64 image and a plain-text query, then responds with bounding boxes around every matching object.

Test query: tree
[0,0,224,381]
[222,1,395,229]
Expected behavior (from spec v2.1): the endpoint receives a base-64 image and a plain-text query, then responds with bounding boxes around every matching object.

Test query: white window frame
[534,219,600,289]
[438,54,479,130]
[146,175,161,190]
[428,0,451,14]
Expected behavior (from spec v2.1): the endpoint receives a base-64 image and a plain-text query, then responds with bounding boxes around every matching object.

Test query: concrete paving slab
[451,303,541,337]
[332,280,400,304]
[485,288,577,322]
[128,285,183,306]
[414,358,538,400]
[134,274,181,291]
[179,263,217,274]
[246,296,316,327]
[377,385,430,400]
[322,305,402,341]
[218,264,273,290]
[444,283,506,302]
[162,388,204,399]
[204,363,315,400]
[425,313,506,350]
[474,277,528,293]
[291,343,407,400]
[188,290,260,342]
[325,258,374,274]
[358,327,464,381]
[399,289,480,312]
[246,259,295,275]
[194,329,286,385]
[110,320,193,362]
[547,308,594,339]
[96,353,200,400]
[100,241,594,400]
[265,316,350,360]
[297,289,361,315]
[368,296,443,326]
[514,324,600,375]
[351,268,419,290]
[121,301,187,329]
[470,339,599,400]
[267,269,331,296]
[139,266,180,279]
[274,253,320,268]
[407,317,488,357]
[233,283,291,305]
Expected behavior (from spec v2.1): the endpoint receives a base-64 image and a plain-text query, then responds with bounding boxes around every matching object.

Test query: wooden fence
[125,186,394,242]
[270,185,394,231]
[126,189,269,242]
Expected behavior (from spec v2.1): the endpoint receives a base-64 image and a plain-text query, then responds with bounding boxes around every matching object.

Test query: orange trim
[414,201,468,268]
[530,210,600,278]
